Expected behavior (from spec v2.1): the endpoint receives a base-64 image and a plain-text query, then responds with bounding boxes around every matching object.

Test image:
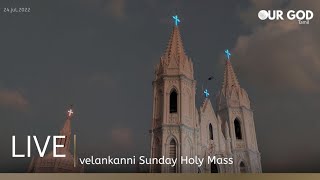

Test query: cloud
[110,127,134,149]
[232,1,320,172]
[233,0,320,93]
[0,89,29,111]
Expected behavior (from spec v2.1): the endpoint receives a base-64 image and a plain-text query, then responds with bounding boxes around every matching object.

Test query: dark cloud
[234,20,320,93]
[235,0,320,93]
[230,0,320,172]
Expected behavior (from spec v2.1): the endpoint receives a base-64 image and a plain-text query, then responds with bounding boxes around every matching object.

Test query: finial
[67,105,74,119]
[172,15,180,26]
[204,89,210,98]
[224,49,231,60]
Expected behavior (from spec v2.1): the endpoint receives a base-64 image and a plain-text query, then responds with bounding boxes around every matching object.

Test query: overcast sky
[0,0,319,172]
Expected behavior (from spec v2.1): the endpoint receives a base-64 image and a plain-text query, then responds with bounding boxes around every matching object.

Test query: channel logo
[258,10,314,24]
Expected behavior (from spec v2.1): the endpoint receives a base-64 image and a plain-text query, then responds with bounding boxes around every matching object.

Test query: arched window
[211,163,219,173]
[169,139,177,173]
[209,123,213,140]
[169,90,177,113]
[234,119,242,140]
[240,162,246,173]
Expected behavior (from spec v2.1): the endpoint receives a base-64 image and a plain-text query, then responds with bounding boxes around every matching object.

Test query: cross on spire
[172,15,180,26]
[224,49,231,60]
[204,89,210,98]
[67,108,74,118]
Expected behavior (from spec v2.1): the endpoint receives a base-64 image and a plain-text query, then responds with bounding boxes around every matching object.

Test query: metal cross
[204,89,210,98]
[225,49,231,60]
[172,15,180,26]
[67,109,74,117]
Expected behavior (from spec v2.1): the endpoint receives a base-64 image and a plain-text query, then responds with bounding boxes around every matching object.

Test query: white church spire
[216,57,250,110]
[221,60,241,95]
[163,26,187,62]
[58,105,74,150]
[155,17,194,80]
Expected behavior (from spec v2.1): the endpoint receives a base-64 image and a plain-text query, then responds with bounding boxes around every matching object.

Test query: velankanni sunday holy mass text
[78,156,233,167]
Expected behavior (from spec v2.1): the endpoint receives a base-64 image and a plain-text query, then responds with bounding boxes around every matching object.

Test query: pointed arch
[169,139,177,173]
[239,161,246,173]
[234,118,242,140]
[209,123,214,140]
[211,163,219,173]
[169,89,178,113]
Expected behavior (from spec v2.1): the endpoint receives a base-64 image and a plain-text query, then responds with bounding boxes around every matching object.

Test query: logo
[258,10,314,24]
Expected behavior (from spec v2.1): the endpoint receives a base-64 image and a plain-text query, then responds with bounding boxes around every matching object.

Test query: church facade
[149,25,262,173]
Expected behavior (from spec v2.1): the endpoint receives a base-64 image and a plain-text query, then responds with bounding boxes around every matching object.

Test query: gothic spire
[155,15,194,80]
[58,106,73,150]
[216,60,251,110]
[163,26,187,61]
[221,60,241,95]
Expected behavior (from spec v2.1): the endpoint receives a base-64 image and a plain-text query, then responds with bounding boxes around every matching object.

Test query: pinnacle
[163,26,187,60]
[221,60,240,94]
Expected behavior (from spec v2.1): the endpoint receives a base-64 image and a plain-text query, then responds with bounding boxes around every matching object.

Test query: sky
[0,0,320,172]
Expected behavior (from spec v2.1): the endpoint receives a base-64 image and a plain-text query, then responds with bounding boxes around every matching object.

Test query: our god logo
[258,10,314,24]
[258,10,284,20]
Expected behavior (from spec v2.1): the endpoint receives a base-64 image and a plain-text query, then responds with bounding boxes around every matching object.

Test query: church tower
[150,20,198,173]
[216,60,262,173]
